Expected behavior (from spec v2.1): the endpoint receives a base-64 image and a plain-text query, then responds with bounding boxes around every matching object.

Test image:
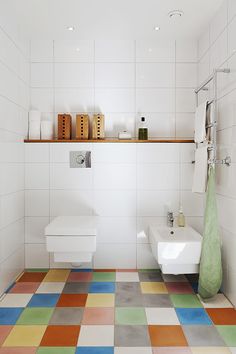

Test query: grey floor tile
[139,272,163,282]
[116,282,142,294]
[116,282,143,306]
[183,325,226,346]
[142,294,173,307]
[115,325,151,347]
[50,307,84,325]
[62,282,89,294]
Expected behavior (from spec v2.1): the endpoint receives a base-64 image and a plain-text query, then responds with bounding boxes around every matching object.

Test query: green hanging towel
[198,166,222,299]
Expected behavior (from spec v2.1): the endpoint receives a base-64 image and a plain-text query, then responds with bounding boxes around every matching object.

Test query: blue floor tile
[191,282,199,293]
[0,307,24,325]
[76,348,114,354]
[176,308,212,325]
[89,282,115,293]
[27,294,60,307]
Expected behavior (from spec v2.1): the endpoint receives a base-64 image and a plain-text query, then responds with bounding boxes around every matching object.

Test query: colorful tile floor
[0,268,236,354]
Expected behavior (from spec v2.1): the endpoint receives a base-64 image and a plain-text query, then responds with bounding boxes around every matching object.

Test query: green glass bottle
[138,117,148,140]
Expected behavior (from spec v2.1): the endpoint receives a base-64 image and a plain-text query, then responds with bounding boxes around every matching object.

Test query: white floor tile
[115,348,152,354]
[198,294,233,308]
[36,282,65,294]
[0,294,32,307]
[116,272,139,282]
[145,307,180,325]
[191,348,231,354]
[78,325,114,346]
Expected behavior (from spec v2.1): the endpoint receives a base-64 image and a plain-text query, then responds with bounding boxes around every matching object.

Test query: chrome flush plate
[70,151,91,168]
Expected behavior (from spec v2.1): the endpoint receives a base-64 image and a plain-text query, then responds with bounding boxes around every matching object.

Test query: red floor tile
[40,325,80,346]
[9,282,40,294]
[67,272,92,282]
[57,294,87,307]
[0,326,13,345]
[18,273,46,283]
[0,349,37,354]
[206,308,236,325]
[82,307,114,324]
[165,282,194,294]
[149,325,188,347]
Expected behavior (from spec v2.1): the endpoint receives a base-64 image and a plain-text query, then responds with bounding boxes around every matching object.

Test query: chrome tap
[167,211,174,227]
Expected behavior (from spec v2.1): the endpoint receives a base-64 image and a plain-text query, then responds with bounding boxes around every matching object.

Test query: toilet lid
[45,216,97,236]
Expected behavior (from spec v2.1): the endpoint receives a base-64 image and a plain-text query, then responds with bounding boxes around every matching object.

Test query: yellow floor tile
[191,348,231,354]
[140,282,168,294]
[3,325,46,347]
[86,294,115,307]
[42,269,70,282]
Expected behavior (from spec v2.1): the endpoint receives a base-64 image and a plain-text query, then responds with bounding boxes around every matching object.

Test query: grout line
[174,40,177,138]
[0,24,29,60]
[0,92,29,111]
[93,40,96,114]
[31,85,197,89]
[0,58,29,86]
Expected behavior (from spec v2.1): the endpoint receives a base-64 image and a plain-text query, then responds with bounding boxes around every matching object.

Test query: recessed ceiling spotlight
[168,10,184,18]
[154,26,160,31]
[66,26,75,31]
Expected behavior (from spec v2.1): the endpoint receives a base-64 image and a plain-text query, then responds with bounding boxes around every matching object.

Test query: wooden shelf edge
[24,138,194,143]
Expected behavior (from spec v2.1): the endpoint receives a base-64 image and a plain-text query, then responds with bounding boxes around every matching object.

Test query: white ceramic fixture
[45,216,96,263]
[149,226,202,274]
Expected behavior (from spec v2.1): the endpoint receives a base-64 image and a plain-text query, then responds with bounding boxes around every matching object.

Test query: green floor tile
[115,307,147,325]
[170,294,203,308]
[17,307,54,325]
[216,325,236,346]
[92,272,116,282]
[37,348,75,354]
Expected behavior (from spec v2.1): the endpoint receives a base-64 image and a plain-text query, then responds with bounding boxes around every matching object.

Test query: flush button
[70,151,91,168]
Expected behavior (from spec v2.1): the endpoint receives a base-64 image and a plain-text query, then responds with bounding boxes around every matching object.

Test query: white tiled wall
[25,142,204,269]
[26,38,201,271]
[0,17,29,293]
[197,0,236,306]
[30,39,197,139]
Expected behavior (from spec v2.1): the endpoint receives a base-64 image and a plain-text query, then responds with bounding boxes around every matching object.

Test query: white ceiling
[9,0,223,39]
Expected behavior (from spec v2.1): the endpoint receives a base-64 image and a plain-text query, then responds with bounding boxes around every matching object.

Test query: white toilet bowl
[45,216,96,263]
[149,225,202,274]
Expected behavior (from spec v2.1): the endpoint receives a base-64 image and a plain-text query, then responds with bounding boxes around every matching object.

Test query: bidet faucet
[167,211,174,227]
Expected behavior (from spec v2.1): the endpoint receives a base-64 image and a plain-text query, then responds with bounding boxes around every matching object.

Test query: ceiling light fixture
[66,26,75,31]
[168,10,184,18]
[154,26,160,31]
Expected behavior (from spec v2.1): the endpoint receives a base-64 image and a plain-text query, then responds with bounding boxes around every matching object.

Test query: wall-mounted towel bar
[195,68,230,94]
[192,156,231,166]
[195,68,231,167]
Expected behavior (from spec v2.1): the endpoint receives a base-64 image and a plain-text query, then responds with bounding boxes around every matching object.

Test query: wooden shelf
[24,138,194,144]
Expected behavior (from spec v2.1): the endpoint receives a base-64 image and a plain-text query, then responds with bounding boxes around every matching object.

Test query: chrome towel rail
[195,68,231,167]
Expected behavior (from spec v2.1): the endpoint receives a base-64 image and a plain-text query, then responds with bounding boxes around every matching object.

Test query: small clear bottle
[177,206,186,227]
[138,117,148,140]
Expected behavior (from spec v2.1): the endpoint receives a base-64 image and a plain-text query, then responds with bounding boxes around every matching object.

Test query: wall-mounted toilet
[149,226,202,274]
[45,216,96,263]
